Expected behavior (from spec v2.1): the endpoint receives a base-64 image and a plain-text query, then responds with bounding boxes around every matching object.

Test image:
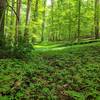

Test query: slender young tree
[0,0,6,47]
[11,0,15,25]
[6,4,9,26]
[68,0,71,41]
[77,0,81,41]
[24,0,31,44]
[57,0,61,41]
[50,0,54,41]
[34,0,38,21]
[15,0,22,46]
[41,0,47,42]
[94,0,99,39]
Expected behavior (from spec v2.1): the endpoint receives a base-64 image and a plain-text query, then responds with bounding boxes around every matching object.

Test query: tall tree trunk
[94,0,99,39]
[57,0,61,41]
[11,0,15,25]
[0,0,6,47]
[6,6,9,26]
[77,0,81,42]
[68,0,71,41]
[41,0,46,42]
[34,0,38,21]
[49,0,54,41]
[24,0,31,44]
[32,0,38,38]
[15,0,21,46]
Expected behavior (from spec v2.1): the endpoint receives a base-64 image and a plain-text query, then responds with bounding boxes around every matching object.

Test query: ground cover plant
[0,42,100,100]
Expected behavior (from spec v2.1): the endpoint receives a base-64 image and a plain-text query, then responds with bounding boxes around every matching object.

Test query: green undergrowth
[0,42,100,100]
[35,39,100,50]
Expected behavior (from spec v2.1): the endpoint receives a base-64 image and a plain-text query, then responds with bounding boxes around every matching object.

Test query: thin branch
[8,5,19,21]
[6,0,19,21]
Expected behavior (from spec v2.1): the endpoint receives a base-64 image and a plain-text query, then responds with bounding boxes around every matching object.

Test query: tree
[11,0,15,25]
[15,0,22,46]
[68,0,72,41]
[41,0,47,41]
[49,0,54,41]
[0,0,99,48]
[77,0,81,41]
[0,0,6,47]
[34,0,38,20]
[24,0,31,44]
[94,0,99,39]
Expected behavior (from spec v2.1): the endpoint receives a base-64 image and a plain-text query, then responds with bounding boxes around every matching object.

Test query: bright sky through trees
[47,0,51,6]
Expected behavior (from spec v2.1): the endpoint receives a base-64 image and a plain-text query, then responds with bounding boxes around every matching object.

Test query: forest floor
[0,42,100,100]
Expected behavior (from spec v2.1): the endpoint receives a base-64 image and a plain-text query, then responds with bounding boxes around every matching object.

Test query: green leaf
[66,90,85,100]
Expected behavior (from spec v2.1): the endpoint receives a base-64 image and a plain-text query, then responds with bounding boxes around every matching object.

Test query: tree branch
[6,0,19,21]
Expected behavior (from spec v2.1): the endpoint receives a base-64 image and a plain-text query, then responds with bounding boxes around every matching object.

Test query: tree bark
[24,0,31,44]
[11,0,15,25]
[49,0,54,41]
[94,0,99,39]
[34,0,38,21]
[15,0,21,46]
[77,0,81,42]
[68,0,71,41]
[0,0,6,47]
[41,0,46,42]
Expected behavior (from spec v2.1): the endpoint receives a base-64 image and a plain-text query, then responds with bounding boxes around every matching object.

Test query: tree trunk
[68,0,71,41]
[94,0,99,39]
[15,0,21,46]
[41,0,46,42]
[0,0,6,47]
[50,0,54,41]
[24,0,31,44]
[11,0,15,25]
[77,0,81,42]
[34,0,38,21]
[57,0,61,41]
